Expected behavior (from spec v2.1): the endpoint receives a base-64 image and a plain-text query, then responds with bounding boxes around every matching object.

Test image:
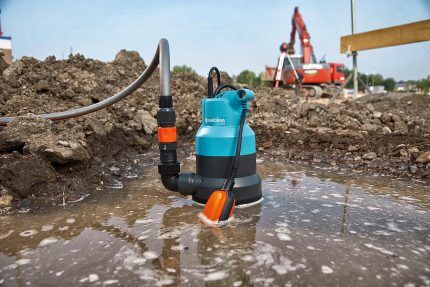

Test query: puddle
[1,157,429,286]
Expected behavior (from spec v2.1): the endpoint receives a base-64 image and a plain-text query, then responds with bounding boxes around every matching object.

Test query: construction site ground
[0,51,429,213]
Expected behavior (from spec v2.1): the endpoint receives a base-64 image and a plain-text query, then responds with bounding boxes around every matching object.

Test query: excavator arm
[287,7,316,64]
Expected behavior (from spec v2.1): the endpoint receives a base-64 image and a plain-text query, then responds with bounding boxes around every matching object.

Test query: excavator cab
[330,63,346,85]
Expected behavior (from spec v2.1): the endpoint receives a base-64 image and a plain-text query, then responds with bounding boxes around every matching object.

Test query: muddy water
[1,156,429,286]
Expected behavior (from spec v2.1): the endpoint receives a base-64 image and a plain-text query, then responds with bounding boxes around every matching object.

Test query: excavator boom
[288,7,316,64]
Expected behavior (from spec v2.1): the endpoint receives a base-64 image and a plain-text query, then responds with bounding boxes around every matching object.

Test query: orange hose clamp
[158,127,177,143]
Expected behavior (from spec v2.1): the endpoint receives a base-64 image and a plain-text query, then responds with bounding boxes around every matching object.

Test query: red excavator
[263,7,345,97]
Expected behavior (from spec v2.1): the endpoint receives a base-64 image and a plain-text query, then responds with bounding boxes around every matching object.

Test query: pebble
[15,258,31,266]
[373,111,382,118]
[321,265,334,274]
[382,126,392,134]
[41,225,54,232]
[407,147,419,154]
[204,271,228,281]
[399,149,408,157]
[88,274,99,282]
[277,233,292,241]
[143,251,158,259]
[348,145,359,152]
[409,165,418,174]
[39,237,58,247]
[363,152,377,160]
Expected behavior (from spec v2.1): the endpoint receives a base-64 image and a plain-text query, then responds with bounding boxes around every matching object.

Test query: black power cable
[219,102,248,221]
[207,67,221,98]
[222,102,248,192]
[213,83,238,96]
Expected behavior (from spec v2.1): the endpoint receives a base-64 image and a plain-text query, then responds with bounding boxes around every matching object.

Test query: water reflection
[0,157,429,286]
[340,187,350,235]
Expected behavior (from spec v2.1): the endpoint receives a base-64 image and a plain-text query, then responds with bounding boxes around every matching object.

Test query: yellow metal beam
[340,19,430,53]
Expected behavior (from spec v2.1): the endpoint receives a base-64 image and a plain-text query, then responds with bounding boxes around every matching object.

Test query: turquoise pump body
[196,89,256,156]
[192,88,262,205]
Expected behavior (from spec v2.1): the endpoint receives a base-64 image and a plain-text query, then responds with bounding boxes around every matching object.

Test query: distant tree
[383,78,396,91]
[416,75,430,93]
[344,68,391,91]
[172,65,195,74]
[372,73,384,86]
[236,70,261,87]
[335,68,428,93]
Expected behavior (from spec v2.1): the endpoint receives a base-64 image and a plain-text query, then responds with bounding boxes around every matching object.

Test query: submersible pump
[0,38,261,223]
[157,67,262,223]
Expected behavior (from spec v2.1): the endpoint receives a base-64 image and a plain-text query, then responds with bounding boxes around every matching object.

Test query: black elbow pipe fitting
[158,141,180,191]
[161,175,179,192]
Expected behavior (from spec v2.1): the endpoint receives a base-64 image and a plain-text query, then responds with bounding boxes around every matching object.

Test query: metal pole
[351,0,358,97]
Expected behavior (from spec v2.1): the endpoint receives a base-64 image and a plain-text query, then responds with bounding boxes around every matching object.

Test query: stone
[0,194,12,207]
[391,114,401,122]
[373,111,382,118]
[382,126,392,134]
[262,141,273,148]
[44,141,90,164]
[409,165,418,174]
[87,118,108,136]
[348,145,359,152]
[299,103,316,117]
[365,103,375,113]
[393,121,408,133]
[58,140,69,147]
[399,149,408,157]
[380,113,392,124]
[363,152,377,160]
[416,151,430,164]
[62,88,75,99]
[127,120,142,131]
[407,147,419,154]
[361,123,379,132]
[134,110,157,135]
[35,80,50,93]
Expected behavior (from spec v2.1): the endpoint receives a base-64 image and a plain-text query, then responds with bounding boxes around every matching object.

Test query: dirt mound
[0,52,429,213]
[252,88,430,178]
[0,52,204,213]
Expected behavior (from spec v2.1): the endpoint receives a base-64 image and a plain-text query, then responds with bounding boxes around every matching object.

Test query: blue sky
[1,0,429,80]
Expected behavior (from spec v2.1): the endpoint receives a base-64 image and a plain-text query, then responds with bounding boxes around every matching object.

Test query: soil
[0,51,429,213]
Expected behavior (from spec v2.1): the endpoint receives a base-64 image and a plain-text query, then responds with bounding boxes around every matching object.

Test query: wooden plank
[340,19,430,53]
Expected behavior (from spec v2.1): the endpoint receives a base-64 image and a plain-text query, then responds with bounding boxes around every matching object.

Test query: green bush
[236,70,261,87]
[172,65,195,74]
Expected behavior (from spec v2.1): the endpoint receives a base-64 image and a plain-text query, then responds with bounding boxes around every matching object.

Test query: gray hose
[0,38,171,126]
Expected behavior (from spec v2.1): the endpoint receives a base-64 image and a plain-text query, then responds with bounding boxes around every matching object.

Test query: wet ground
[1,155,429,286]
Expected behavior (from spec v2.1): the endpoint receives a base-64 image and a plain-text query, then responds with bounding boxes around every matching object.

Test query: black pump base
[192,153,262,205]
[192,174,262,205]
